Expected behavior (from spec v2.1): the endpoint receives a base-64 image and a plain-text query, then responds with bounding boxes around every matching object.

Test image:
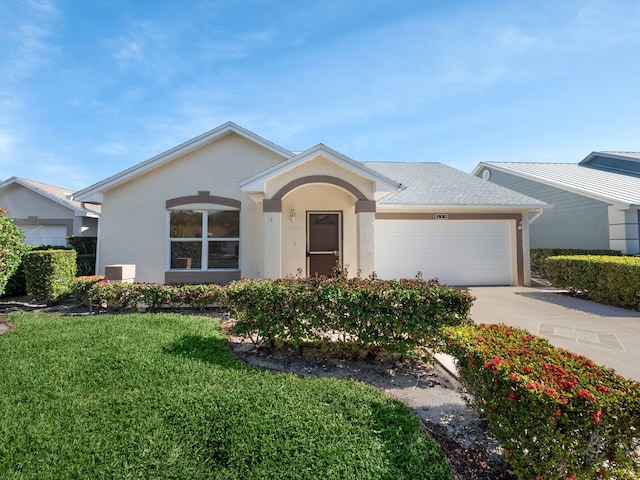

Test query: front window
[169,209,239,270]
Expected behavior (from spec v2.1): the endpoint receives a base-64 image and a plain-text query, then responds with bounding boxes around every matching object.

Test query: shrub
[446,323,640,479]
[0,210,26,296]
[530,249,620,278]
[76,253,96,276]
[3,245,73,298]
[24,249,77,305]
[226,275,474,355]
[67,236,97,255]
[70,279,226,311]
[545,255,640,309]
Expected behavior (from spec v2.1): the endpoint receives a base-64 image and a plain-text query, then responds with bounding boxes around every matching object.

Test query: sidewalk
[468,286,640,381]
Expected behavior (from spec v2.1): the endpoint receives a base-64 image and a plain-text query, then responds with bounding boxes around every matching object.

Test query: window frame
[167,206,240,272]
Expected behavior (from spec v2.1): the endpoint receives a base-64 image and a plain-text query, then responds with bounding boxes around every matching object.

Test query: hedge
[446,323,640,480]
[71,278,226,311]
[24,249,77,305]
[530,249,620,278]
[545,255,640,309]
[0,211,25,296]
[226,276,474,356]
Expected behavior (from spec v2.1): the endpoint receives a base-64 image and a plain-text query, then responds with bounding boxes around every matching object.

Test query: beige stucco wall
[280,184,358,276]
[0,184,75,220]
[97,133,286,283]
[0,183,97,240]
[266,156,377,200]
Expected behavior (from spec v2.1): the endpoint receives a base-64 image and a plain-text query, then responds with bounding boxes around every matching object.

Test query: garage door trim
[375,212,524,285]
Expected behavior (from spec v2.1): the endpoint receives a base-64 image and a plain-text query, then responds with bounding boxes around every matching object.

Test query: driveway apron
[468,286,640,381]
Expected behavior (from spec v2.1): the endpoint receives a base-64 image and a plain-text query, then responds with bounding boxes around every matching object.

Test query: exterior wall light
[290,209,296,222]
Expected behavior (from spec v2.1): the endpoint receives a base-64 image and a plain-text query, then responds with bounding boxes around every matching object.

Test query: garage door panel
[21,225,68,246]
[375,220,514,286]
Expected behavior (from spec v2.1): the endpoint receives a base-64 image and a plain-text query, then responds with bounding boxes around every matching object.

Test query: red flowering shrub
[446,323,640,479]
[226,275,474,355]
[546,255,640,310]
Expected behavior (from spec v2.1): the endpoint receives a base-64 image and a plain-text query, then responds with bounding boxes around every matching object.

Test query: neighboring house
[0,177,100,246]
[74,122,547,286]
[472,152,640,254]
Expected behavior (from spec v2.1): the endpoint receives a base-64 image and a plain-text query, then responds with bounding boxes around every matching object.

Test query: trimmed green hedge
[226,276,474,356]
[72,275,474,357]
[71,277,226,311]
[0,212,25,296]
[546,255,640,309]
[24,249,77,305]
[530,249,620,278]
[446,323,640,480]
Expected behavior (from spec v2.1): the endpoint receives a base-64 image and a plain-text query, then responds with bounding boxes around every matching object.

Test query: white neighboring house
[0,177,100,246]
[74,122,548,286]
[473,152,640,254]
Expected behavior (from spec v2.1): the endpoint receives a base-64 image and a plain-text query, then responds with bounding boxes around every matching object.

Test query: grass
[0,312,453,479]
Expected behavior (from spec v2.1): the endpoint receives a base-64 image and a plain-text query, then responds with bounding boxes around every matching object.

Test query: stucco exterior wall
[97,133,285,283]
[480,168,610,250]
[266,156,376,200]
[280,184,358,276]
[0,183,97,241]
[0,184,75,220]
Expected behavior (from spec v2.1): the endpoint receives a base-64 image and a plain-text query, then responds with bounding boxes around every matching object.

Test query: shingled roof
[365,162,548,208]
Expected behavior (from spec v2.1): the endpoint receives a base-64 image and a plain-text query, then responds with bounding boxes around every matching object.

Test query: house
[74,122,547,286]
[0,177,100,246]
[472,152,640,254]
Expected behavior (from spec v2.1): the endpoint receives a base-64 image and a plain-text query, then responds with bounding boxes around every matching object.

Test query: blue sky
[1,0,640,190]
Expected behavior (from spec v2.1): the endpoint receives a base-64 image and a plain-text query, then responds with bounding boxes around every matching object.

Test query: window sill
[165,270,241,284]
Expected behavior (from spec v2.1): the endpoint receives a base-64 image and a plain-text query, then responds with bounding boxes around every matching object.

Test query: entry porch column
[263,200,282,279]
[356,200,376,277]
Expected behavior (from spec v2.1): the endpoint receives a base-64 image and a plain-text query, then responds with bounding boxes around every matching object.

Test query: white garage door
[21,225,68,246]
[375,220,515,286]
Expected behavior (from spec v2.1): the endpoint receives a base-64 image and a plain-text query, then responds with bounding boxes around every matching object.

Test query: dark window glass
[170,241,202,269]
[208,240,239,269]
[207,211,239,238]
[170,211,202,238]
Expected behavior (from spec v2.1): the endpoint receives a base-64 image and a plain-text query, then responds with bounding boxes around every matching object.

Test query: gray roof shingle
[365,162,547,207]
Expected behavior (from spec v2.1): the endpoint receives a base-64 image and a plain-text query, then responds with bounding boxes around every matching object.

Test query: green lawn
[0,312,453,479]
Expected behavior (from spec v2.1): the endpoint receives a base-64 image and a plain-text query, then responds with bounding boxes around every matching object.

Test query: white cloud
[2,0,61,81]
[94,142,130,156]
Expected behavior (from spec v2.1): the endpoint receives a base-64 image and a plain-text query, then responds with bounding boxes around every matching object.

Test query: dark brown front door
[307,212,341,277]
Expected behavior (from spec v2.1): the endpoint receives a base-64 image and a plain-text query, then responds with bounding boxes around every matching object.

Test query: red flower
[595,384,612,394]
[576,389,596,401]
[484,356,503,369]
[526,380,542,391]
[508,392,519,402]
[543,387,559,399]
[522,366,534,375]
[509,373,519,381]
[591,410,603,424]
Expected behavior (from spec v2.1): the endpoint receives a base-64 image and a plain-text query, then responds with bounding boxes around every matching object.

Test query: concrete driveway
[468,286,640,381]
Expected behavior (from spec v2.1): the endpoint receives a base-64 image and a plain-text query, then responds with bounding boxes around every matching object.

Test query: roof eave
[377,203,550,212]
[240,144,402,194]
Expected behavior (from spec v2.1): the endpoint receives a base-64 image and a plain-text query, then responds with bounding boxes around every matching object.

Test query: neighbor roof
[474,161,640,207]
[0,177,100,216]
[366,162,548,209]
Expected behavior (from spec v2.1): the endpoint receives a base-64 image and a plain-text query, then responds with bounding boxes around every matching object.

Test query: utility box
[105,264,136,283]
